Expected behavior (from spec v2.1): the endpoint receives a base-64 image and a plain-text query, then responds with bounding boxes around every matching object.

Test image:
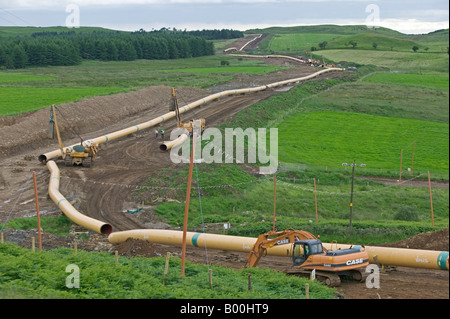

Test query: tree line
[0,28,242,69]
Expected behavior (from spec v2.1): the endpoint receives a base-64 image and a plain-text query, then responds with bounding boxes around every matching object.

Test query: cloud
[1,0,448,34]
[378,19,449,34]
[2,0,374,9]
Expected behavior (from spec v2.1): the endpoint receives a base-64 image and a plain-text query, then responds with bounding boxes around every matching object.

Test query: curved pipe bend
[47,160,112,235]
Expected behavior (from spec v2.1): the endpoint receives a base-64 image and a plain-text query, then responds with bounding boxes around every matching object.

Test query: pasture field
[362,72,449,90]
[277,111,449,175]
[319,49,449,73]
[296,79,449,124]
[268,33,340,52]
[267,32,429,53]
[0,87,125,116]
[0,73,54,83]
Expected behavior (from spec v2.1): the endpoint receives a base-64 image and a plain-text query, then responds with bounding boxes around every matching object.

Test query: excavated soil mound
[0,86,207,158]
[115,238,172,258]
[378,228,449,251]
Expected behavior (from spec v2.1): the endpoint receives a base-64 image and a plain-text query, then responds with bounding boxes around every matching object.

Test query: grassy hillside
[247,24,404,36]
[267,32,424,53]
[320,50,449,73]
[326,33,419,51]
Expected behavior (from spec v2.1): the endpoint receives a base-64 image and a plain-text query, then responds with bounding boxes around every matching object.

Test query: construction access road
[0,53,448,299]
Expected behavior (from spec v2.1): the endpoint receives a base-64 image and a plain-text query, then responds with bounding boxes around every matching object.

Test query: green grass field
[0,87,126,116]
[363,72,449,90]
[319,49,449,73]
[326,33,420,51]
[277,111,449,175]
[268,33,340,52]
[0,73,54,83]
[267,32,428,53]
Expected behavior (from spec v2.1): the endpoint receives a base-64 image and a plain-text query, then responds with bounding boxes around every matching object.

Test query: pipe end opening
[159,144,168,151]
[38,155,47,164]
[101,224,113,236]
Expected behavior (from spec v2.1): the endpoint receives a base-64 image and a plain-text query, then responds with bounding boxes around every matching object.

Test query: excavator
[49,104,98,167]
[247,229,370,286]
[170,88,205,134]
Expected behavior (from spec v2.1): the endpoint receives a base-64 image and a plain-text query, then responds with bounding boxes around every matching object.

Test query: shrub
[394,207,420,221]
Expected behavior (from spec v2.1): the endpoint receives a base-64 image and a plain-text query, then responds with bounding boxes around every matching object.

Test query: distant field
[326,33,420,52]
[299,80,449,124]
[363,72,449,90]
[277,111,449,176]
[268,32,429,53]
[165,65,282,74]
[268,33,340,52]
[0,87,125,116]
[319,49,449,72]
[0,73,54,83]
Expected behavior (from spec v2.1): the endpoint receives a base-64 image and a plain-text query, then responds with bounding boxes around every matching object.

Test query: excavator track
[284,268,342,287]
[285,267,368,287]
[340,268,368,283]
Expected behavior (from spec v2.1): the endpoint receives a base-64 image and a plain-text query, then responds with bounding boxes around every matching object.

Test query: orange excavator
[247,229,370,286]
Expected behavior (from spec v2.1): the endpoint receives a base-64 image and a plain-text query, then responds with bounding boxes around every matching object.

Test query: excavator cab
[293,239,324,266]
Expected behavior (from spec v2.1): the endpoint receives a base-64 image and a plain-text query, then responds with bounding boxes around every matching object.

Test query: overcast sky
[0,0,448,34]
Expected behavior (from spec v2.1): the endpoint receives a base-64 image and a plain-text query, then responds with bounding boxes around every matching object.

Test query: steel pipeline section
[46,160,112,235]
[108,229,449,271]
[39,65,449,271]
[160,133,189,151]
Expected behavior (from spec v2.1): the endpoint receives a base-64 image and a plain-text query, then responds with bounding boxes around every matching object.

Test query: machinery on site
[247,229,370,286]
[170,88,205,134]
[49,105,98,167]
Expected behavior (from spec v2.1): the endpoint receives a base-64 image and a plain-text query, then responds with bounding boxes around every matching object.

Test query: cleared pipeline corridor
[40,60,449,272]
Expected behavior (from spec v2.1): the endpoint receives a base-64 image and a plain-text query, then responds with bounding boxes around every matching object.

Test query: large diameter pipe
[108,229,292,257]
[108,229,449,271]
[160,133,189,151]
[322,243,449,271]
[47,160,112,235]
[39,67,342,163]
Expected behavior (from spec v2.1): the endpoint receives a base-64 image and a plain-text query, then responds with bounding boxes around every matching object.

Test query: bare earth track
[0,53,448,299]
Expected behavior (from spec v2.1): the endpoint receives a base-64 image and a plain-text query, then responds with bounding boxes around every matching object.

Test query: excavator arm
[246,229,319,268]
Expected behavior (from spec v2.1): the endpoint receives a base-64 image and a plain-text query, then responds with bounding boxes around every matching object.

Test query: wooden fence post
[163,252,171,285]
[208,269,213,289]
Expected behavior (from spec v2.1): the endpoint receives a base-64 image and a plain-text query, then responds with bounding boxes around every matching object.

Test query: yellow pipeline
[160,133,189,151]
[46,160,112,235]
[108,229,449,271]
[322,243,449,271]
[108,229,291,257]
[38,67,342,163]
[40,66,342,238]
